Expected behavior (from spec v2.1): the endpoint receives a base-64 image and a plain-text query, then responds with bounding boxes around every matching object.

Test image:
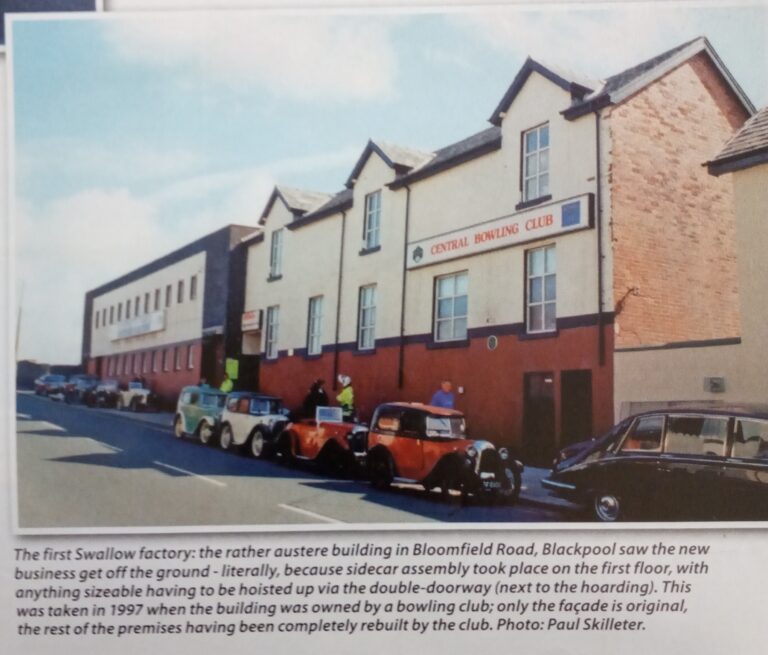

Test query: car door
[392,408,425,480]
[720,417,768,520]
[658,414,729,520]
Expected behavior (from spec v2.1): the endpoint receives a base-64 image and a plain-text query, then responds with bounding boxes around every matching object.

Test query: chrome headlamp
[498,447,509,461]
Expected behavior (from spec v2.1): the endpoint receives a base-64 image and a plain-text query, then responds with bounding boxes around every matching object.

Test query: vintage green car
[173,385,228,445]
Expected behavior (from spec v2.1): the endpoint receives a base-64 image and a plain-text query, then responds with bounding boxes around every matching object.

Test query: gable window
[358,284,377,350]
[269,229,283,278]
[523,123,550,202]
[434,271,468,342]
[307,296,323,356]
[363,190,381,250]
[265,306,280,359]
[526,245,556,333]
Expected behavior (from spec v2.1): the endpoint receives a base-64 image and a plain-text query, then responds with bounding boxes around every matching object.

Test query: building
[82,225,255,405]
[240,37,754,462]
[613,106,768,413]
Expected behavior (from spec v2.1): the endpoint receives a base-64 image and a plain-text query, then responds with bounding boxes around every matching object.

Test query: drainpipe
[595,111,606,366]
[397,185,412,388]
[332,211,347,391]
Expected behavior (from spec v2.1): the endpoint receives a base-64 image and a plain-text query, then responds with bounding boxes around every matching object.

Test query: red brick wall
[258,324,614,454]
[608,53,748,347]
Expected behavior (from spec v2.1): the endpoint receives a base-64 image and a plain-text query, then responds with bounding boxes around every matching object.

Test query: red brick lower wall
[258,324,614,455]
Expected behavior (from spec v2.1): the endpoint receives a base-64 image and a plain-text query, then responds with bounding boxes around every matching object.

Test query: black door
[561,369,593,446]
[523,372,556,465]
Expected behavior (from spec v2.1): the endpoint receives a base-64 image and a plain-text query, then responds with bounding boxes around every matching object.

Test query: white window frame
[265,306,280,359]
[522,123,550,202]
[152,350,159,373]
[162,349,169,372]
[357,284,377,350]
[363,190,381,250]
[307,296,323,356]
[526,244,557,333]
[434,271,469,342]
[269,229,284,278]
[174,346,181,370]
[187,344,194,369]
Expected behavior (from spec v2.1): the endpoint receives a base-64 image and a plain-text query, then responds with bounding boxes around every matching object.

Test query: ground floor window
[357,284,376,350]
[265,306,280,359]
[434,271,468,342]
[526,244,556,333]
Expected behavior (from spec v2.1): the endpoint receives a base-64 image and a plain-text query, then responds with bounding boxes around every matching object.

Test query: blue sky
[10,3,768,363]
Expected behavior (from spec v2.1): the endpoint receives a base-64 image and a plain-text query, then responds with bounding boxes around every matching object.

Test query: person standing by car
[430,380,455,409]
[219,373,233,394]
[302,379,329,418]
[336,375,355,422]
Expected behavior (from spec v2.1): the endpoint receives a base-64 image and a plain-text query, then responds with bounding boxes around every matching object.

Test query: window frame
[190,275,198,301]
[307,296,324,356]
[526,244,557,334]
[177,280,184,304]
[433,271,469,343]
[522,122,550,202]
[363,190,382,250]
[265,305,280,360]
[269,229,284,278]
[357,284,377,351]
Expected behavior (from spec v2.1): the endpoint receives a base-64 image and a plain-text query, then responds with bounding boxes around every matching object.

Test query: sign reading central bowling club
[407,193,594,269]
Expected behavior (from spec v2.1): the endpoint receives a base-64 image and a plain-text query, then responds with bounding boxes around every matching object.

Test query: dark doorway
[238,354,260,392]
[561,369,593,446]
[523,371,556,465]
[201,336,220,385]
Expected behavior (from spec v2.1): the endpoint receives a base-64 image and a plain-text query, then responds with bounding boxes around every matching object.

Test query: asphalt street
[15,392,574,529]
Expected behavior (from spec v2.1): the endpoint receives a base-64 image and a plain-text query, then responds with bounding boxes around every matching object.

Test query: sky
[9,1,768,364]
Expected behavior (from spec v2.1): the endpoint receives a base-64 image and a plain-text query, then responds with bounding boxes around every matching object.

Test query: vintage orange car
[276,406,367,474]
[366,402,522,503]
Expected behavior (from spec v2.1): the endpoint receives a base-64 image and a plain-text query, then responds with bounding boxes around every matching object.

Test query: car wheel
[277,432,295,466]
[220,425,234,451]
[248,428,267,459]
[368,451,393,489]
[498,464,522,506]
[198,421,214,446]
[116,397,124,411]
[130,397,140,412]
[173,415,185,439]
[440,473,462,503]
[593,492,622,522]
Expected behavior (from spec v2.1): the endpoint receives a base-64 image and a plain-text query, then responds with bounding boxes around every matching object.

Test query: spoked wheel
[368,452,393,489]
[173,416,185,439]
[248,428,267,459]
[498,464,522,506]
[593,492,622,522]
[198,421,214,446]
[219,425,234,451]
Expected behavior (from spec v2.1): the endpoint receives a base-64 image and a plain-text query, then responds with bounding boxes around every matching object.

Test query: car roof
[378,402,464,418]
[182,385,226,395]
[627,404,768,421]
[228,391,281,401]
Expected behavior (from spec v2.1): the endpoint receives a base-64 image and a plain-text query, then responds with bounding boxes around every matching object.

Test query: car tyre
[220,425,234,451]
[368,450,393,489]
[593,491,622,522]
[173,415,185,439]
[248,427,268,459]
[198,421,215,446]
[499,464,522,506]
[276,431,295,466]
[130,397,140,413]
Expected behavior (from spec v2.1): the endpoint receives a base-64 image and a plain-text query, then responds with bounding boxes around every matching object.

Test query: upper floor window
[523,123,549,202]
[270,229,284,278]
[434,271,468,342]
[307,296,323,356]
[526,245,556,333]
[154,289,161,311]
[94,312,99,329]
[177,280,185,304]
[109,306,115,324]
[117,303,123,322]
[363,190,381,250]
[265,306,280,359]
[144,293,150,314]
[165,285,172,308]
[190,275,198,301]
[358,284,377,350]
[125,299,131,319]
[135,295,141,316]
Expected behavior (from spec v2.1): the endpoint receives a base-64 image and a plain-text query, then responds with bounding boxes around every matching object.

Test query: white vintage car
[218,391,290,458]
[116,381,155,412]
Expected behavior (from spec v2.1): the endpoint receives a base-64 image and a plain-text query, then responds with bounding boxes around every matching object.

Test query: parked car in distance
[173,386,227,445]
[85,379,120,408]
[64,374,99,404]
[366,402,522,504]
[276,406,368,475]
[542,407,768,521]
[219,392,290,458]
[33,374,67,397]
[116,380,156,412]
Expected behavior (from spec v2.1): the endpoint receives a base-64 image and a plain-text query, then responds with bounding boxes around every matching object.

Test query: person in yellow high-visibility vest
[219,373,233,394]
[336,375,355,422]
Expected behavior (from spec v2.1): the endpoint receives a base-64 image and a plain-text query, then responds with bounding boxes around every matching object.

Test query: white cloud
[456,5,703,81]
[103,13,399,102]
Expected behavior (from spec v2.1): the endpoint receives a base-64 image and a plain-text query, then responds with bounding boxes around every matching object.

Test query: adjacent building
[241,37,754,462]
[82,225,254,405]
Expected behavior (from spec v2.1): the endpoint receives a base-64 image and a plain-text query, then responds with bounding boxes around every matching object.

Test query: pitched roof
[345,139,434,188]
[707,105,768,175]
[389,126,502,189]
[563,36,755,119]
[288,188,354,230]
[259,185,332,222]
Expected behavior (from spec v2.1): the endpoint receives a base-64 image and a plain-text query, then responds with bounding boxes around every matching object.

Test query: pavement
[23,394,579,513]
